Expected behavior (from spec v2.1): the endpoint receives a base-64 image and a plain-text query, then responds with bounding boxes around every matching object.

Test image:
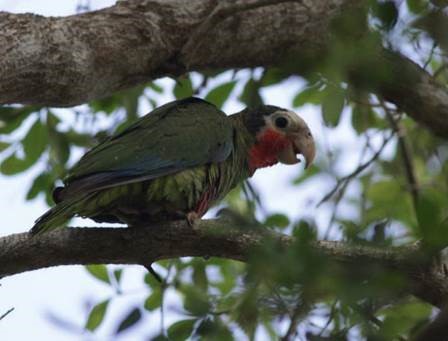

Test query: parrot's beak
[278,129,316,168]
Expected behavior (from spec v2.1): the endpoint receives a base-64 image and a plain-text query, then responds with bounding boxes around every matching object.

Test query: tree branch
[383,104,419,210]
[2,0,448,137]
[0,0,347,107]
[0,308,14,322]
[1,219,448,309]
[367,49,448,138]
[317,132,394,206]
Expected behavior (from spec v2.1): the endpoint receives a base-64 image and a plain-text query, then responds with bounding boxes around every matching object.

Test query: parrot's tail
[30,198,80,235]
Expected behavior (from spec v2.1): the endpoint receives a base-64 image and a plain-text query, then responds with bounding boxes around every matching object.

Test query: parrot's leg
[186,211,200,230]
[169,210,200,229]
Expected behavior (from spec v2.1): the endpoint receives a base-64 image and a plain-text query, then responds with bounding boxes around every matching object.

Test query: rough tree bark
[1,0,448,136]
[1,219,448,310]
[0,0,344,106]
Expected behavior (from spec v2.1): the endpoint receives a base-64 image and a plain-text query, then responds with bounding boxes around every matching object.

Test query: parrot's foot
[186,211,200,230]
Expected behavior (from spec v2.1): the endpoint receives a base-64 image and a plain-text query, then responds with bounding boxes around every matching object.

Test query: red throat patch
[248,128,291,174]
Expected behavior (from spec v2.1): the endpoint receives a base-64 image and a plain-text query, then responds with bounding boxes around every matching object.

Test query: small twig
[423,42,437,70]
[243,180,267,216]
[323,133,375,239]
[267,284,293,316]
[382,102,419,210]
[281,301,310,341]
[0,307,14,321]
[160,261,174,336]
[144,264,162,283]
[318,301,338,336]
[322,180,349,239]
[317,132,394,207]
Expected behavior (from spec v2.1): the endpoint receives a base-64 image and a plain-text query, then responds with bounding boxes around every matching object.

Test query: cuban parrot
[31,97,315,234]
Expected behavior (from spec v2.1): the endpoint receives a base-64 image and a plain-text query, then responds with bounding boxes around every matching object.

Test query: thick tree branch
[1,219,448,309]
[354,49,448,138]
[2,0,448,136]
[0,0,344,107]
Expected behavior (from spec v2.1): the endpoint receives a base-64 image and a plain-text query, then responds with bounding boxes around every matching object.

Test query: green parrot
[31,97,315,234]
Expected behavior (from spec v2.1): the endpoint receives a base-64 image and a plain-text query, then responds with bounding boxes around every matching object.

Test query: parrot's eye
[274,116,289,129]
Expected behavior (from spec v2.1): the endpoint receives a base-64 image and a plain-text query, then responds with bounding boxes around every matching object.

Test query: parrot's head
[241,105,315,173]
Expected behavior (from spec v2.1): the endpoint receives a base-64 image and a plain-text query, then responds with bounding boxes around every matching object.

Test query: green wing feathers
[31,197,86,234]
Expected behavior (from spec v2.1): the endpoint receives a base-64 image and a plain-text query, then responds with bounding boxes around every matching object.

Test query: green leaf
[416,192,441,231]
[260,68,290,86]
[0,153,34,175]
[149,82,163,93]
[0,106,37,134]
[192,261,208,291]
[264,213,290,229]
[204,81,236,108]
[48,130,70,167]
[47,112,70,173]
[351,105,377,134]
[213,261,239,295]
[113,269,123,285]
[366,180,416,228]
[85,265,110,285]
[416,190,448,247]
[115,307,141,334]
[65,130,93,147]
[167,319,197,341]
[195,317,233,340]
[293,164,320,184]
[123,85,145,121]
[292,83,323,107]
[0,142,9,152]
[233,290,258,339]
[321,85,345,127]
[144,289,162,311]
[239,79,263,107]
[26,172,52,200]
[407,0,429,14]
[173,76,194,99]
[372,1,399,30]
[144,271,162,288]
[182,285,211,316]
[22,119,48,163]
[85,300,109,331]
[46,111,61,127]
[150,335,170,341]
[379,300,432,339]
[90,95,121,114]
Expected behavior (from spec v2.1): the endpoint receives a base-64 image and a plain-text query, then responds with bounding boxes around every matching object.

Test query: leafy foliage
[3,0,448,339]
[85,300,109,331]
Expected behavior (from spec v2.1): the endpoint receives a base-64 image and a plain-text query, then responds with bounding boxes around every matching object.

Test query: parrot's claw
[186,211,200,230]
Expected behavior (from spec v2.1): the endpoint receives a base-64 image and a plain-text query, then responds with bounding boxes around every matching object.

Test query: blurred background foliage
[2,0,448,340]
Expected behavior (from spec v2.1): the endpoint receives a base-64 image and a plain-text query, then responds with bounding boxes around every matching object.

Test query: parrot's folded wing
[61,98,234,200]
